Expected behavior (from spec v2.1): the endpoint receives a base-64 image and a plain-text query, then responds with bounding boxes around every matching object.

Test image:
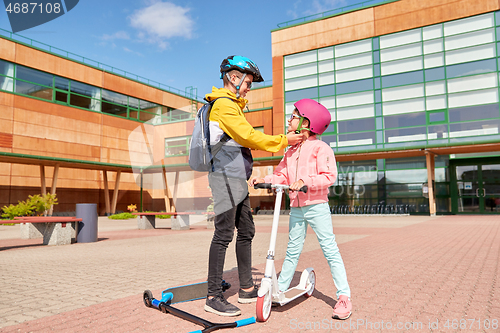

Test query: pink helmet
[294,99,331,135]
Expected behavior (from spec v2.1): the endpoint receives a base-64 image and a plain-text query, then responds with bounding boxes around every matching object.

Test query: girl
[249,98,352,320]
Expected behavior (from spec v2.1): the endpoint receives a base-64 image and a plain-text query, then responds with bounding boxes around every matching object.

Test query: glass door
[481,164,500,213]
[455,165,480,213]
[453,161,500,214]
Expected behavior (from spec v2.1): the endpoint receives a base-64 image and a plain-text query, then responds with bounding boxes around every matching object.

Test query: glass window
[319,72,334,86]
[318,60,334,73]
[443,13,494,36]
[386,126,427,143]
[337,105,374,121]
[444,28,494,51]
[101,101,127,117]
[285,75,318,91]
[372,37,380,50]
[446,58,496,79]
[383,98,425,115]
[381,57,422,76]
[102,89,128,106]
[425,67,445,81]
[338,118,375,133]
[321,134,336,147]
[429,111,446,123]
[373,51,380,63]
[0,60,14,91]
[55,90,68,104]
[448,104,500,122]
[16,66,52,87]
[447,72,497,94]
[448,88,498,108]
[323,122,336,134]
[284,62,318,79]
[423,24,443,40]
[380,29,421,49]
[335,39,371,57]
[286,86,318,101]
[335,52,372,70]
[426,95,447,110]
[423,40,443,54]
[386,156,426,169]
[424,54,444,68]
[336,78,373,95]
[15,80,52,101]
[381,42,421,62]
[0,75,13,92]
[381,70,424,88]
[336,91,373,108]
[445,44,495,66]
[425,81,446,96]
[318,96,335,109]
[165,136,190,156]
[54,77,69,91]
[386,169,427,183]
[0,59,14,77]
[284,50,317,67]
[382,83,424,102]
[129,97,140,109]
[336,65,372,83]
[384,112,426,129]
[428,124,448,139]
[318,47,334,60]
[449,119,500,138]
[318,84,334,98]
[338,131,375,147]
[70,80,101,99]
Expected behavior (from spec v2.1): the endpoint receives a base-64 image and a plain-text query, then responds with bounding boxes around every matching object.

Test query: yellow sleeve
[212,98,288,153]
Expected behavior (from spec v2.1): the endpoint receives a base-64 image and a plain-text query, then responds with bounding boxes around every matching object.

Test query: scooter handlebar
[254,183,308,193]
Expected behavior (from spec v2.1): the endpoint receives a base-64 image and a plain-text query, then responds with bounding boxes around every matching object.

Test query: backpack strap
[209,97,233,157]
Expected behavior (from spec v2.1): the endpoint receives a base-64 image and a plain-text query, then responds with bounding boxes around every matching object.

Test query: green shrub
[1,193,59,220]
[108,212,136,220]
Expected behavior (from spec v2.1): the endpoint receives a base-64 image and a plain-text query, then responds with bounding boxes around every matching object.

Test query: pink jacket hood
[263,136,337,207]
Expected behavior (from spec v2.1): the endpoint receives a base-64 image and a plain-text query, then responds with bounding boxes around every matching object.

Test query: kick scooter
[143,280,255,333]
[253,183,316,322]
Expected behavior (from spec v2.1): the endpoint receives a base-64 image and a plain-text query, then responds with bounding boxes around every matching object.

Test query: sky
[0,0,362,100]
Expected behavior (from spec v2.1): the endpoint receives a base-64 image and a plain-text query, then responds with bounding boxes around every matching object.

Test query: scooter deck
[273,286,308,306]
[162,281,207,304]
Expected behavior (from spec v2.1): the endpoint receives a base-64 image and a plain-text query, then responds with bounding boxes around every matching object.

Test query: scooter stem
[267,187,284,257]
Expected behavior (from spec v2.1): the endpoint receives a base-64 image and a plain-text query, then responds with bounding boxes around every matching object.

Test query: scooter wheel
[143,290,153,307]
[305,270,316,298]
[256,288,272,322]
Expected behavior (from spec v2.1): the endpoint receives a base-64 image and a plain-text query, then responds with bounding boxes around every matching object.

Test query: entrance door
[453,161,500,214]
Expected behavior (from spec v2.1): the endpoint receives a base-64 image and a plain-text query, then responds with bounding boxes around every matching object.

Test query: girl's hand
[290,179,305,191]
[248,177,264,186]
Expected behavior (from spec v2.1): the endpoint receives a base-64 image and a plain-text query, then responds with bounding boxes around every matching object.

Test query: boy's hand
[290,179,305,191]
[286,133,305,146]
[248,177,264,187]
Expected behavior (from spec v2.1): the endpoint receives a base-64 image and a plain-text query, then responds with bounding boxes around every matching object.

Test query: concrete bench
[132,212,195,230]
[1,216,83,245]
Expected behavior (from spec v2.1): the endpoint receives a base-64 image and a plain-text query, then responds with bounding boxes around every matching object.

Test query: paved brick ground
[0,215,499,332]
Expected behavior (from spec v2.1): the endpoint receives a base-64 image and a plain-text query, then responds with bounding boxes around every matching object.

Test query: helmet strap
[226,72,247,98]
[294,117,310,134]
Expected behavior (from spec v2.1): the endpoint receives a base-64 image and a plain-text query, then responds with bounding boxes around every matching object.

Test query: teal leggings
[277,202,351,298]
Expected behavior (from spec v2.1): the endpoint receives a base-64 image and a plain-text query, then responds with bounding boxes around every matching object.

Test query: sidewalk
[0,214,498,332]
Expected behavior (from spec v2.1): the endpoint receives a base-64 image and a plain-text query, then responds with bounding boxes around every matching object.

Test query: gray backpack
[188,98,230,172]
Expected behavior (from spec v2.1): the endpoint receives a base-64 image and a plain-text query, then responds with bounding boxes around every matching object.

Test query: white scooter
[254,183,316,322]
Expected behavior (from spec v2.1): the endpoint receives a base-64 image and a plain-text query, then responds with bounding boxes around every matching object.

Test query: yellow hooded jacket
[206,87,288,151]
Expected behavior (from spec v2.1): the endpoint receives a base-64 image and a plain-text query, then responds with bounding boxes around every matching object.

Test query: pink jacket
[263,136,337,207]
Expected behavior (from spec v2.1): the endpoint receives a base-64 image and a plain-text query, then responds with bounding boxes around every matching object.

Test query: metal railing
[277,0,400,28]
[0,28,202,101]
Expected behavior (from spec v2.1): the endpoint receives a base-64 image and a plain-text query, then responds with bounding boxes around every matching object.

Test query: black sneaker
[204,294,241,317]
[238,285,259,304]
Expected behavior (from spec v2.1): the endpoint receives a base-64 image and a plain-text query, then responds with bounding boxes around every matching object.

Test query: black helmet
[220,55,264,82]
